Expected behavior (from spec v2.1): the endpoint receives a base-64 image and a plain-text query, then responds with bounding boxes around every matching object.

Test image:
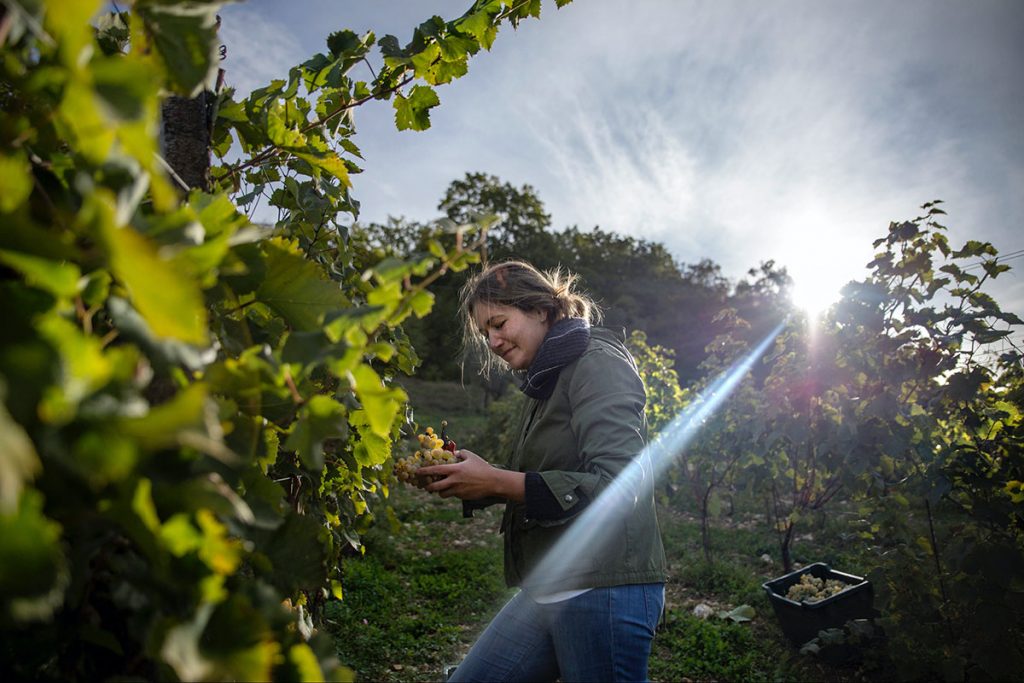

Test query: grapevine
[0,1,571,680]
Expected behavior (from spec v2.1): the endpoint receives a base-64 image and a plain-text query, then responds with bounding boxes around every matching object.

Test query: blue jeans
[448,583,665,683]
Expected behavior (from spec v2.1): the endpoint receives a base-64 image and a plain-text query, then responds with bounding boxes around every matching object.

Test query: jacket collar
[519,318,591,400]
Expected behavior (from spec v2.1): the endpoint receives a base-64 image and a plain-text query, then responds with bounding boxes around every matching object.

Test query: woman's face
[472,302,550,371]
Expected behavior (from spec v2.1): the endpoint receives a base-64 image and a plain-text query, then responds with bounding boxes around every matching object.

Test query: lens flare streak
[521,320,786,592]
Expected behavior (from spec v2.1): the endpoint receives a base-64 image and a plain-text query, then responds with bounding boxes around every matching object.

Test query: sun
[776,228,861,320]
[786,255,854,320]
[789,278,839,319]
[766,205,868,320]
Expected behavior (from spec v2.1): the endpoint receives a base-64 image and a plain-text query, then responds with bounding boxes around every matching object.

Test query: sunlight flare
[518,320,787,593]
[790,278,839,319]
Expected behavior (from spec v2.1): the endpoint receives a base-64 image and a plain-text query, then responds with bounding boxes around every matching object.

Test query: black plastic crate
[762,562,876,646]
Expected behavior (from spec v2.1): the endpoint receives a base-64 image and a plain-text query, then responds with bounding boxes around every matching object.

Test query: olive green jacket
[500,327,667,593]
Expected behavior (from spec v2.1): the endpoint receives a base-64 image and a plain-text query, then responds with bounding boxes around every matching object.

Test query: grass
[396,377,490,440]
[324,485,886,682]
[650,612,780,682]
[324,489,513,682]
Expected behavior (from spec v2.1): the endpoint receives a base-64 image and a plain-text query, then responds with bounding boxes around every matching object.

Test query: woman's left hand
[418,450,524,502]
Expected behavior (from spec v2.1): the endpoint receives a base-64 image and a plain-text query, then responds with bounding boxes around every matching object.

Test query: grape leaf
[0,154,33,213]
[255,238,350,331]
[0,383,40,514]
[95,195,209,344]
[285,395,348,471]
[116,383,209,451]
[135,1,223,97]
[0,250,81,299]
[0,490,67,622]
[351,365,407,438]
[394,85,440,131]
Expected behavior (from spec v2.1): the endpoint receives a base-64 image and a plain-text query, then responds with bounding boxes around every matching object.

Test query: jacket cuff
[524,471,588,521]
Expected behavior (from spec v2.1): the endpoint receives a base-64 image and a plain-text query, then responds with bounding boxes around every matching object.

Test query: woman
[417,261,667,683]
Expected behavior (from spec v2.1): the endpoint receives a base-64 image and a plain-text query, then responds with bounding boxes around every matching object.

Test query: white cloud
[529,90,701,248]
[217,6,305,96]
[473,0,1024,312]
[215,0,1024,316]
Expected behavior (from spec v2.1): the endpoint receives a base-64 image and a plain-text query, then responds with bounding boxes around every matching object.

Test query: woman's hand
[418,450,525,502]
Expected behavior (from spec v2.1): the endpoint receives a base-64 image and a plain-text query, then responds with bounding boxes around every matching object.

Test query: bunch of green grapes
[394,423,457,484]
[785,573,848,602]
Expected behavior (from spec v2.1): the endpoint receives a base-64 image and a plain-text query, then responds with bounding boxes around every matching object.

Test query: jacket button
[564,494,574,503]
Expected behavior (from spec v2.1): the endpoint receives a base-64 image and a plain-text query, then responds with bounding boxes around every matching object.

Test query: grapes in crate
[394,421,457,484]
[785,572,848,602]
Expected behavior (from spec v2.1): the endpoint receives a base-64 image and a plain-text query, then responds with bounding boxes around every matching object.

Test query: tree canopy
[366,171,794,387]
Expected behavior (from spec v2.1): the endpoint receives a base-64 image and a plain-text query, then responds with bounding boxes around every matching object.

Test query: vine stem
[75,297,92,335]
[925,499,947,602]
[770,479,788,570]
[283,366,304,405]
[925,498,957,645]
[223,73,414,182]
[223,0,534,185]
[365,226,488,341]
[494,0,538,24]
[0,8,14,47]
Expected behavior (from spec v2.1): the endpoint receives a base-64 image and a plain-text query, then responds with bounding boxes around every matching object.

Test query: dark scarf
[520,318,591,400]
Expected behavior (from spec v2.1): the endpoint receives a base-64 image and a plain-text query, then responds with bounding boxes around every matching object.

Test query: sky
[217,0,1024,321]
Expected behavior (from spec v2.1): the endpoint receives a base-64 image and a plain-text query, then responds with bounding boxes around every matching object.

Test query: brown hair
[459,260,601,377]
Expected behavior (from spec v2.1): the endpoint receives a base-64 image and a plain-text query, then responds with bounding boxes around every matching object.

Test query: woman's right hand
[418,450,525,503]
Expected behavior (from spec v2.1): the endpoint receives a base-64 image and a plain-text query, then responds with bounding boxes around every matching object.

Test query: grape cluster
[785,573,848,602]
[394,423,457,484]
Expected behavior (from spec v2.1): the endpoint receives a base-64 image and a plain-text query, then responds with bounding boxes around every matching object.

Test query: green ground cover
[395,377,491,440]
[325,484,888,682]
[322,379,900,681]
[325,490,511,682]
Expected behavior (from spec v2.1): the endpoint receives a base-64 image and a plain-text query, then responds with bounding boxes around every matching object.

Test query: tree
[403,172,559,385]
[440,171,556,265]
[381,170,785,388]
[554,226,682,332]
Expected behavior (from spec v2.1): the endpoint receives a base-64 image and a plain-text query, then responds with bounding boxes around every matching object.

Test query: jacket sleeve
[528,345,647,523]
